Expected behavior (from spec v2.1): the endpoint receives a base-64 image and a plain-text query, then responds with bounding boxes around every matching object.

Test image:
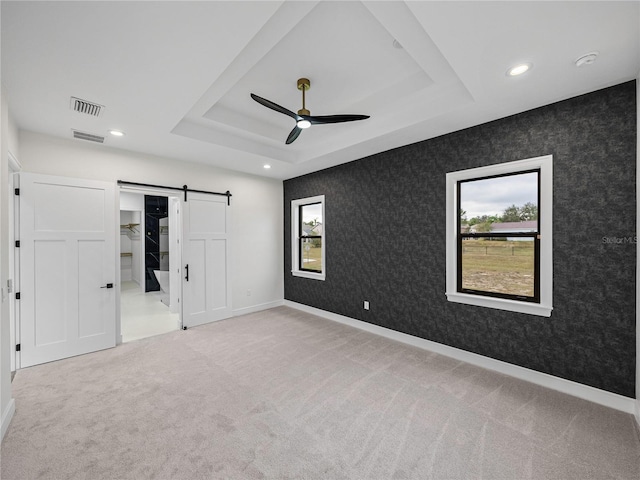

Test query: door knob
[100,283,114,289]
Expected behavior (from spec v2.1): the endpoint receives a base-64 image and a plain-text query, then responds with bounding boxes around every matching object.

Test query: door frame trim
[117,186,183,340]
[8,151,21,371]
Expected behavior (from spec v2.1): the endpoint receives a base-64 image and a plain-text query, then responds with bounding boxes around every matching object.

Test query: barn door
[18,173,116,367]
[182,193,231,328]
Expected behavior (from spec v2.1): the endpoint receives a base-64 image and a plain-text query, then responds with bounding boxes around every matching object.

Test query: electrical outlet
[246,289,251,297]
[364,300,369,310]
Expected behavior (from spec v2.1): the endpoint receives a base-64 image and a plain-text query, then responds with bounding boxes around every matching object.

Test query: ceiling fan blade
[251,93,299,120]
[286,125,302,144]
[303,114,370,125]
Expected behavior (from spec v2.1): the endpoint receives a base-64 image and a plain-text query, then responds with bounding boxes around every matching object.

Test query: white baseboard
[1,398,16,441]
[233,300,284,317]
[285,301,636,415]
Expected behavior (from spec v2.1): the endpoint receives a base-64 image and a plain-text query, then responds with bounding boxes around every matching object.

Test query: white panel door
[19,173,116,367]
[182,193,231,328]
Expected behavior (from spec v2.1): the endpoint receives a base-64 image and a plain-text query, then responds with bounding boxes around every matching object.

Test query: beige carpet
[2,306,639,479]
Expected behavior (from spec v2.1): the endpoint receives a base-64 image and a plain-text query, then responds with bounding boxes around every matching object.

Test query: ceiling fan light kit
[251,77,370,144]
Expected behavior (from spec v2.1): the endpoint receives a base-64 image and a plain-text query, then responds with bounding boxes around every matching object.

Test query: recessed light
[109,130,125,137]
[263,164,271,169]
[507,63,532,77]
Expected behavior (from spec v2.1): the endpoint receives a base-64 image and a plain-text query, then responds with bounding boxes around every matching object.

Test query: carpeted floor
[2,306,639,479]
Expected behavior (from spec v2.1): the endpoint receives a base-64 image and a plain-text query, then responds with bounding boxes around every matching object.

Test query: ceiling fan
[251,78,370,144]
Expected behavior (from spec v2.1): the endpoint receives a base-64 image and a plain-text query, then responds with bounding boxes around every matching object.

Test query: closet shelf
[120,223,140,232]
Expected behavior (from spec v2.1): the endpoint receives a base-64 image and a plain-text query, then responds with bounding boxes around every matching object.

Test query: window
[458,170,540,302]
[446,155,552,316]
[291,195,325,280]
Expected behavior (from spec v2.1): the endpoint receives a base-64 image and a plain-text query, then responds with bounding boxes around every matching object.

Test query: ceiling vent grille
[72,130,105,143]
[70,97,104,117]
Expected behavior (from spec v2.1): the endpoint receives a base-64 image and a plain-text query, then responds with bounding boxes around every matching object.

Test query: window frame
[446,155,553,317]
[457,169,541,303]
[291,195,326,281]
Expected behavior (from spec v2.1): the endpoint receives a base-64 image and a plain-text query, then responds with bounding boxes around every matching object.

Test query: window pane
[461,238,535,297]
[460,171,538,233]
[301,203,322,235]
[300,237,322,272]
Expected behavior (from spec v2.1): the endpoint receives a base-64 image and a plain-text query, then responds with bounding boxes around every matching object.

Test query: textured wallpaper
[284,81,637,398]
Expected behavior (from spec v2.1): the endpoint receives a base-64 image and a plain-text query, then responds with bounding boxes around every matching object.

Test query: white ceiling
[2,1,639,180]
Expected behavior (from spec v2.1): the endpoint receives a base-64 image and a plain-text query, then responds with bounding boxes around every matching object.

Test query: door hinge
[15,344,20,352]
[15,292,20,300]
[15,240,20,248]
[14,188,19,196]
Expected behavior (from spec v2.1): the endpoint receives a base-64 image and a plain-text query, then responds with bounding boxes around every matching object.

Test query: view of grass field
[301,243,322,272]
[461,240,534,297]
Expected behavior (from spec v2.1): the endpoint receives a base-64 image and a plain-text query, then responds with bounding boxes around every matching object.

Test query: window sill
[446,292,552,317]
[292,270,325,281]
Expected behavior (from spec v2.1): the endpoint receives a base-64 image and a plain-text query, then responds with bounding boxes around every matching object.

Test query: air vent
[72,130,105,143]
[70,97,104,117]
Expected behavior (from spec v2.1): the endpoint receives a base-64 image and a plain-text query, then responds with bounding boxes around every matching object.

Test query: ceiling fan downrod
[297,78,310,116]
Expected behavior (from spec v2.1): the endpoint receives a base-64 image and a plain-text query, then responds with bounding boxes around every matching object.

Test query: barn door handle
[185,264,189,282]
[101,283,114,289]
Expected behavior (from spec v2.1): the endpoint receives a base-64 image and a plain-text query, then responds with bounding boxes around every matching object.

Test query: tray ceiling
[2,1,638,179]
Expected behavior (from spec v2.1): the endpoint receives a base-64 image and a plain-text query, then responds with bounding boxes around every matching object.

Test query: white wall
[18,130,284,316]
[119,211,134,283]
[130,211,142,285]
[120,192,144,285]
[120,191,144,211]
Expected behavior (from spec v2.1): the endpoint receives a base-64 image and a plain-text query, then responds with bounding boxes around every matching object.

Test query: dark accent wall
[144,195,168,292]
[284,81,637,398]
